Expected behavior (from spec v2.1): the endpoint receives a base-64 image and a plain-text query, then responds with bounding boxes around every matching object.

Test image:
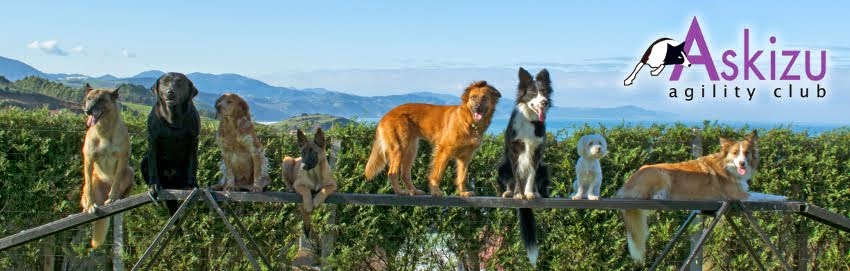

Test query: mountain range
[0,56,674,121]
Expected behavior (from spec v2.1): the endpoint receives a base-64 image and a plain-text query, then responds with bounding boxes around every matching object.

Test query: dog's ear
[213,95,225,119]
[84,83,93,95]
[518,67,532,88]
[314,127,326,148]
[189,78,199,98]
[110,86,120,100]
[296,129,308,147]
[238,96,249,115]
[745,130,758,144]
[719,136,733,151]
[535,69,550,84]
[462,81,488,102]
[489,86,502,98]
[576,135,588,157]
[150,77,160,96]
[676,42,686,51]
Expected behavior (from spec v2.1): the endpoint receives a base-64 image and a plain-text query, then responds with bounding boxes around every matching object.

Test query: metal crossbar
[2,189,849,271]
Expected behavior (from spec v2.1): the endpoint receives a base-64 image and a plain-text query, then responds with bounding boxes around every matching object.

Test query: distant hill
[270,114,353,132]
[0,88,82,113]
[132,70,166,79]
[0,56,46,81]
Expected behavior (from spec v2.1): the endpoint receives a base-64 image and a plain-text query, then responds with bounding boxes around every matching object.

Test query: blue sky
[2,1,849,122]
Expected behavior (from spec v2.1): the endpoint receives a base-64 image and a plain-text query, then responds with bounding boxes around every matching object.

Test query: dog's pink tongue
[537,109,546,122]
[86,115,95,127]
[473,112,483,121]
[737,167,747,176]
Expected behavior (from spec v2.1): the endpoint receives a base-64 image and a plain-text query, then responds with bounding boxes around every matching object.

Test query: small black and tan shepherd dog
[282,128,338,235]
[497,68,553,266]
[81,84,134,248]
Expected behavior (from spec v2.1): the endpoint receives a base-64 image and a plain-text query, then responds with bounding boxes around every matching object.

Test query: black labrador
[141,72,200,214]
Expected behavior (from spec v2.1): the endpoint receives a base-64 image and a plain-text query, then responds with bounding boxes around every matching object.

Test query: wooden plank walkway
[2,188,848,252]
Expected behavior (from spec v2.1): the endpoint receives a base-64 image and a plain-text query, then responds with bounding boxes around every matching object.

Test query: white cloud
[121,48,136,58]
[71,45,86,55]
[26,40,68,56]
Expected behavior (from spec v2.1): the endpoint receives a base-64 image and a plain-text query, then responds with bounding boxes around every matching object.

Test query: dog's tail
[281,157,297,191]
[364,133,386,180]
[622,209,648,263]
[91,217,111,249]
[518,208,539,266]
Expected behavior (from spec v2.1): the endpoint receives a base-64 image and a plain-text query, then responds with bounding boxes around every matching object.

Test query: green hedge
[1,107,848,270]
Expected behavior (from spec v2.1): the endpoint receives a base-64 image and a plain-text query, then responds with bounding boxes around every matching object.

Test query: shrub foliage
[0,107,848,270]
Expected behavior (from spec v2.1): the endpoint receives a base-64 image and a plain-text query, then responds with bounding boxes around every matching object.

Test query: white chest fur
[512,105,544,176]
[513,104,544,143]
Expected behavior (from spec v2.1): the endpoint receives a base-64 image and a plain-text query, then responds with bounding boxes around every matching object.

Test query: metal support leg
[131,188,199,271]
[739,203,794,271]
[223,202,273,269]
[726,216,767,271]
[202,189,262,271]
[678,202,730,271]
[649,211,699,271]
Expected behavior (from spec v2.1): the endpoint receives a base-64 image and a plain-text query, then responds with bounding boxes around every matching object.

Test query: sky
[2,1,849,123]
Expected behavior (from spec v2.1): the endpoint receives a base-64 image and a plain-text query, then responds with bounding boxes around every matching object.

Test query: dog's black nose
[738,161,745,167]
[687,64,692,67]
[85,109,92,115]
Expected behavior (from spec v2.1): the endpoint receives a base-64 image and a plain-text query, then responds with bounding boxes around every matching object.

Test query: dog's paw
[624,79,633,86]
[249,186,263,193]
[525,192,540,200]
[513,193,525,200]
[459,191,475,197]
[408,189,426,196]
[587,195,600,200]
[501,191,514,198]
[104,198,115,205]
[571,194,584,200]
[85,204,99,214]
[223,184,237,192]
[430,189,445,197]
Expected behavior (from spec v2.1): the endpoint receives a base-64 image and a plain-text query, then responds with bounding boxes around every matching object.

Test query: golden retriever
[364,81,501,197]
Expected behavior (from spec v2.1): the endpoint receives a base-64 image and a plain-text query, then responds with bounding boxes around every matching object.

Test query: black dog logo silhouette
[624,38,691,86]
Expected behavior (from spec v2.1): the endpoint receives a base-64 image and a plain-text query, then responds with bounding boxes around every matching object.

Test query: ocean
[484,118,846,136]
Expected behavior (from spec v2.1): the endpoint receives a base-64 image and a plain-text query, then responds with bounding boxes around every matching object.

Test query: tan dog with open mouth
[618,131,787,263]
[364,81,501,197]
[81,84,134,248]
[211,93,271,192]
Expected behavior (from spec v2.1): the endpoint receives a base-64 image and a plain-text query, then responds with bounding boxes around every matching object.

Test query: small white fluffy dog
[571,134,608,200]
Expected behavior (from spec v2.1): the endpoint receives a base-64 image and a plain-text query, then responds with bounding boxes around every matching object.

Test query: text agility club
[667,17,827,102]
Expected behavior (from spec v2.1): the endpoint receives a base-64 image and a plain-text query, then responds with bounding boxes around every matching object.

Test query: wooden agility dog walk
[1,188,849,271]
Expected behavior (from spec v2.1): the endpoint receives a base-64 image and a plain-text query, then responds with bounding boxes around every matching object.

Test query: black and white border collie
[497,67,552,266]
